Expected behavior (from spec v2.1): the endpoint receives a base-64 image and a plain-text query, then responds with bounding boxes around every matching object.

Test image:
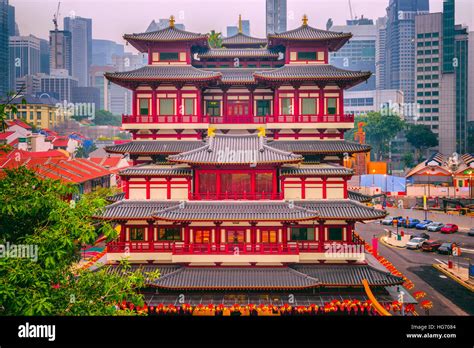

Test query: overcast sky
[11,0,474,52]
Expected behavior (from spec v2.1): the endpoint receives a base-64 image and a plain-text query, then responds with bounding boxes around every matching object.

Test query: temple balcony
[121,114,355,128]
[190,192,284,201]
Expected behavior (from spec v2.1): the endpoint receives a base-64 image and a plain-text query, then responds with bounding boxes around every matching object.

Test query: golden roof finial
[238,14,243,34]
[302,14,308,26]
[169,15,175,28]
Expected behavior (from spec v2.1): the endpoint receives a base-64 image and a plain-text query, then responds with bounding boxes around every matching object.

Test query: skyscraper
[7,3,18,36]
[330,17,377,91]
[92,39,124,66]
[39,38,50,74]
[415,0,469,155]
[9,35,41,92]
[385,0,429,104]
[376,17,388,90]
[0,0,9,98]
[266,0,287,35]
[49,30,72,74]
[64,16,92,87]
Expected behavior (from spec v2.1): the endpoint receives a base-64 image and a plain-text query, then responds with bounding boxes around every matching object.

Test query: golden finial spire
[302,14,308,26]
[169,15,175,28]
[238,14,243,34]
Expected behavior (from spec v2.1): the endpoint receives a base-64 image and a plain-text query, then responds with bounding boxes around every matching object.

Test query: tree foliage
[405,124,438,161]
[208,30,223,48]
[74,143,98,158]
[345,112,405,161]
[0,167,157,315]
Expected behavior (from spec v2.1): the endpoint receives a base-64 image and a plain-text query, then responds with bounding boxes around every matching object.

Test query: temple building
[97,16,408,310]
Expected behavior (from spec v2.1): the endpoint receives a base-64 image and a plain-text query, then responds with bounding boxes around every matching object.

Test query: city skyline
[10,0,473,53]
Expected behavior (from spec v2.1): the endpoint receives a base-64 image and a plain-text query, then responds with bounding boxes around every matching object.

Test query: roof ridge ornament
[302,14,309,27]
[169,15,175,28]
[238,14,243,34]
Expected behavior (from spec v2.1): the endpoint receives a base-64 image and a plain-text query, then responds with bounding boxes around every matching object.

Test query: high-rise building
[7,3,18,36]
[15,74,41,95]
[376,17,388,90]
[49,30,72,74]
[9,35,41,92]
[385,0,429,104]
[415,0,469,155]
[40,69,79,102]
[0,0,9,98]
[72,86,100,112]
[266,0,287,35]
[330,17,376,91]
[146,19,185,32]
[92,39,124,66]
[39,38,50,74]
[469,31,474,124]
[64,16,92,87]
[89,65,114,110]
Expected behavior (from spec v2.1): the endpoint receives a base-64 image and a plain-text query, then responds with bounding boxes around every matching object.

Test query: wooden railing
[122,114,354,125]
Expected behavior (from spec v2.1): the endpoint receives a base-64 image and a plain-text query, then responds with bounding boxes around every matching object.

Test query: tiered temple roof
[221,33,268,48]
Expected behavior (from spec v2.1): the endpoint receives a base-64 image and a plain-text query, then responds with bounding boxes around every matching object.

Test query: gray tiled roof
[105,141,204,155]
[97,201,176,220]
[103,264,182,277]
[348,191,373,203]
[101,264,403,289]
[281,164,353,176]
[153,201,319,222]
[296,200,387,221]
[124,27,207,45]
[268,25,351,51]
[203,68,271,84]
[222,33,268,47]
[254,64,372,84]
[291,264,403,287]
[106,192,125,202]
[168,134,302,165]
[151,267,319,290]
[268,140,371,155]
[104,66,221,85]
[198,48,279,59]
[120,164,192,177]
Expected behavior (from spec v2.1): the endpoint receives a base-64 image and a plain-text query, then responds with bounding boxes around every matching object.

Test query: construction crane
[53,2,61,31]
[348,0,354,20]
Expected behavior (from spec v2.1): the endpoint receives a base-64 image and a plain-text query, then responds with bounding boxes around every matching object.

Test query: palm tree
[208,30,223,48]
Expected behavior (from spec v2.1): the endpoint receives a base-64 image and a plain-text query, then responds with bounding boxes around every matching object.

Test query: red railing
[107,241,174,253]
[191,192,284,200]
[122,114,354,125]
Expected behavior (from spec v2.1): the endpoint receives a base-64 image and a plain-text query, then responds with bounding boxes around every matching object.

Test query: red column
[272,172,278,198]
[322,177,327,199]
[251,223,257,245]
[249,89,254,119]
[120,222,126,242]
[196,89,202,121]
[282,225,288,244]
[301,177,306,199]
[176,87,182,122]
[215,223,221,245]
[148,221,154,244]
[166,178,171,200]
[273,88,279,118]
[319,90,324,121]
[343,178,348,199]
[184,225,190,244]
[187,177,192,200]
[123,178,130,199]
[346,223,353,243]
[145,177,151,200]
[251,173,256,198]
[222,90,227,118]
[319,222,325,250]
[338,90,344,117]
[151,89,157,117]
[294,88,299,121]
[132,90,137,116]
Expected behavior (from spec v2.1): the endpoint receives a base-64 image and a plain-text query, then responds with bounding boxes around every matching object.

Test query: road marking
[439,275,448,279]
[435,258,447,265]
[460,248,474,254]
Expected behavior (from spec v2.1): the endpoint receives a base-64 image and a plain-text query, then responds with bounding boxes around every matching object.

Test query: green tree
[401,152,415,169]
[93,110,122,126]
[0,90,26,133]
[74,143,98,158]
[405,124,438,162]
[345,112,405,161]
[208,30,223,48]
[0,167,158,315]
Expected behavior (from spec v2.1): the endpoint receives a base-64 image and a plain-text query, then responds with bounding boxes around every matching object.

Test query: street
[356,221,474,315]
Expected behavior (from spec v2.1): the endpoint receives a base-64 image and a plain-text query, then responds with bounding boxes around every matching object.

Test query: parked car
[381,216,402,225]
[421,240,443,252]
[440,224,458,234]
[415,220,433,230]
[427,222,444,232]
[437,242,455,255]
[468,228,474,237]
[406,237,427,250]
[412,232,430,240]
[403,218,421,228]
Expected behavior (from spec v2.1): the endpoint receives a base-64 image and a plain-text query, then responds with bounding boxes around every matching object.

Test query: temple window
[297,51,317,60]
[261,229,278,243]
[158,227,181,241]
[129,227,145,241]
[138,99,150,115]
[195,229,211,243]
[256,100,271,116]
[301,97,317,115]
[326,98,338,115]
[206,101,221,116]
[198,173,217,194]
[226,230,245,243]
[256,173,272,193]
[228,100,249,116]
[281,97,293,115]
[220,173,251,194]
[183,98,195,115]
[327,227,344,241]
[291,227,315,241]
[159,99,175,115]
[159,52,179,61]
